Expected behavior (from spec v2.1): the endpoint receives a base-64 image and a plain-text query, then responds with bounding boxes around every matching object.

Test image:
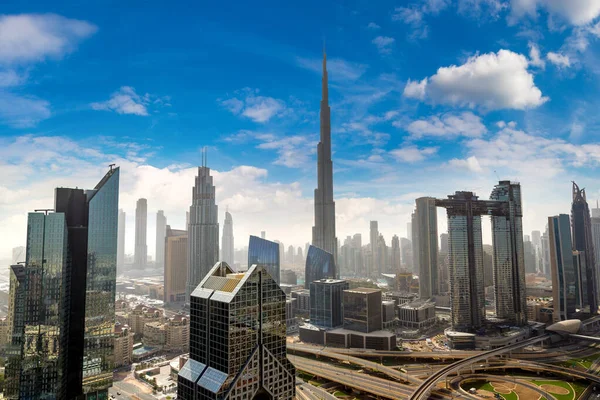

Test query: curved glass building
[248,235,280,285]
[305,245,336,289]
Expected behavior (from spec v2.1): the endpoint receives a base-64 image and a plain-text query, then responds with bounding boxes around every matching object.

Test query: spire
[322,45,328,105]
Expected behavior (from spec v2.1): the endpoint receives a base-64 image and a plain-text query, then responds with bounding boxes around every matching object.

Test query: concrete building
[312,51,338,265]
[298,324,396,350]
[310,279,349,328]
[166,314,189,351]
[129,305,162,335]
[164,226,188,304]
[114,324,134,367]
[382,300,396,329]
[135,198,148,269]
[156,210,167,270]
[178,262,295,400]
[415,197,439,299]
[343,288,382,333]
[291,289,310,315]
[144,321,166,347]
[398,300,436,329]
[221,211,234,266]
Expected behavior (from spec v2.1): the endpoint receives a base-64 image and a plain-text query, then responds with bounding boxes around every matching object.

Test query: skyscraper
[221,211,234,266]
[310,279,349,328]
[117,209,126,272]
[369,221,379,277]
[411,212,419,274]
[186,156,219,303]
[248,235,281,285]
[156,210,167,270]
[591,210,600,294]
[415,197,439,300]
[134,198,148,269]
[489,181,527,325]
[165,226,188,304]
[305,245,336,288]
[178,262,295,400]
[532,230,542,273]
[571,182,598,314]
[549,214,579,321]
[391,235,401,272]
[541,225,551,276]
[312,50,337,264]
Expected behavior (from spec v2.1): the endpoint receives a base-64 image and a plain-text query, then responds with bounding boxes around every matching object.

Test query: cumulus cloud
[510,0,600,26]
[448,156,483,172]
[390,145,438,162]
[403,49,548,110]
[219,88,286,123]
[372,36,395,54]
[0,13,97,64]
[91,86,150,116]
[403,112,487,138]
[547,51,571,68]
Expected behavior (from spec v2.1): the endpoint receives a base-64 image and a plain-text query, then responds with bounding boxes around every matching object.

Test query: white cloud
[404,49,548,110]
[367,22,381,29]
[0,92,50,127]
[390,145,438,162]
[510,0,600,26]
[547,51,572,68]
[457,0,508,19]
[0,13,97,64]
[404,112,487,138]
[91,86,150,116]
[528,42,546,68]
[448,156,483,172]
[0,69,26,87]
[392,0,450,40]
[219,89,286,123]
[403,78,428,100]
[296,56,367,81]
[372,36,395,54]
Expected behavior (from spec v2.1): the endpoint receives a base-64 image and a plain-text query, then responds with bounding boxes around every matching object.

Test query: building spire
[322,45,328,106]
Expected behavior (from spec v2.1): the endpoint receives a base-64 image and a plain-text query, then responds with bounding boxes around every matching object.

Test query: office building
[305,245,336,288]
[369,221,379,277]
[186,154,219,302]
[398,300,436,329]
[310,279,349,328]
[164,226,188,304]
[312,51,338,264]
[134,198,148,269]
[178,262,295,400]
[114,324,134,368]
[592,212,600,293]
[280,269,298,285]
[291,289,310,315]
[248,235,281,285]
[411,212,419,274]
[117,209,126,272]
[391,235,401,272]
[343,288,382,333]
[415,197,439,299]
[541,226,551,276]
[532,230,542,272]
[571,182,598,314]
[489,181,527,325]
[524,237,537,273]
[221,211,234,266]
[549,214,579,321]
[156,210,167,270]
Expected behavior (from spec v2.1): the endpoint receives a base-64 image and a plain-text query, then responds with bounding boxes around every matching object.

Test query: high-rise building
[178,262,295,400]
[156,210,167,270]
[541,225,551,276]
[221,211,234,266]
[305,245,336,288]
[310,279,349,328]
[297,246,304,262]
[164,226,188,304]
[117,209,126,272]
[248,235,281,285]
[287,245,295,265]
[407,222,412,242]
[438,191,485,332]
[411,212,418,274]
[415,197,439,300]
[440,233,449,254]
[400,238,412,271]
[343,288,382,333]
[312,50,337,264]
[377,234,388,275]
[489,181,527,325]
[369,221,379,277]
[591,214,600,294]
[571,182,598,314]
[524,237,537,273]
[186,157,219,303]
[134,198,148,269]
[532,230,542,273]
[549,214,579,321]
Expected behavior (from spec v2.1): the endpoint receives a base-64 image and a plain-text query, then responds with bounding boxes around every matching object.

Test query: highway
[453,374,559,400]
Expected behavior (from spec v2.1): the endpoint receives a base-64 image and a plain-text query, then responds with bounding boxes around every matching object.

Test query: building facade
[391,235,401,273]
[221,211,234,266]
[305,245,336,289]
[178,262,295,400]
[117,209,126,272]
[549,214,579,321]
[156,210,167,270]
[310,279,349,328]
[248,235,281,285]
[114,324,134,368]
[164,226,188,304]
[415,197,439,299]
[343,288,382,333]
[134,198,148,269]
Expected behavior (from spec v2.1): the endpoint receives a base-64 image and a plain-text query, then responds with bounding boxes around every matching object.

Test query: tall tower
[391,235,401,272]
[117,209,126,272]
[186,151,219,302]
[221,210,234,266]
[156,210,167,270]
[369,221,379,277]
[416,197,439,300]
[571,182,598,314]
[312,50,338,264]
[134,198,148,269]
[549,214,579,321]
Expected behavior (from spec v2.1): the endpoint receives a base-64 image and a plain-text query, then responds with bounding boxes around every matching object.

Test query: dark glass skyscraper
[248,235,280,285]
[571,182,598,314]
[305,245,336,289]
[549,214,579,321]
[309,279,349,328]
[178,262,295,400]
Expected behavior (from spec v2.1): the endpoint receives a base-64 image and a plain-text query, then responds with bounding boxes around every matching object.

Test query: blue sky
[3,0,600,260]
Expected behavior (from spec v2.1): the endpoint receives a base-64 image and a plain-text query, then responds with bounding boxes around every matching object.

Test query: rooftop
[344,287,381,294]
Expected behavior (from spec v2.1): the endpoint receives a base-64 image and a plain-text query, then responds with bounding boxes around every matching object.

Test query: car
[116,392,121,396]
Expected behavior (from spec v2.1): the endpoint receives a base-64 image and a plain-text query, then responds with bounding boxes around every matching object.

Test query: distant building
[310,279,349,328]
[129,305,162,335]
[165,315,189,352]
[221,211,234,266]
[286,299,298,334]
[291,289,310,315]
[164,226,188,304]
[248,235,281,285]
[415,197,439,299]
[178,262,295,400]
[280,269,298,285]
[305,245,336,288]
[144,321,166,347]
[370,221,379,277]
[114,324,134,367]
[117,209,126,272]
[343,288,383,333]
[156,210,167,270]
[135,198,148,269]
[549,214,579,321]
[382,301,396,329]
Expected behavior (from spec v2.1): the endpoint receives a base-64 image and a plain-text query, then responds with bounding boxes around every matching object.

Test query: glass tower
[178,262,295,400]
[415,197,439,299]
[304,245,336,289]
[309,279,349,328]
[248,235,280,285]
[549,214,579,321]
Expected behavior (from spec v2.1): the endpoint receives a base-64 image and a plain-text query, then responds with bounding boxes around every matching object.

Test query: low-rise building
[398,300,436,329]
[382,300,396,329]
[129,305,162,335]
[166,314,189,351]
[291,289,310,315]
[286,299,298,334]
[114,324,134,367]
[143,321,166,347]
[343,287,382,333]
